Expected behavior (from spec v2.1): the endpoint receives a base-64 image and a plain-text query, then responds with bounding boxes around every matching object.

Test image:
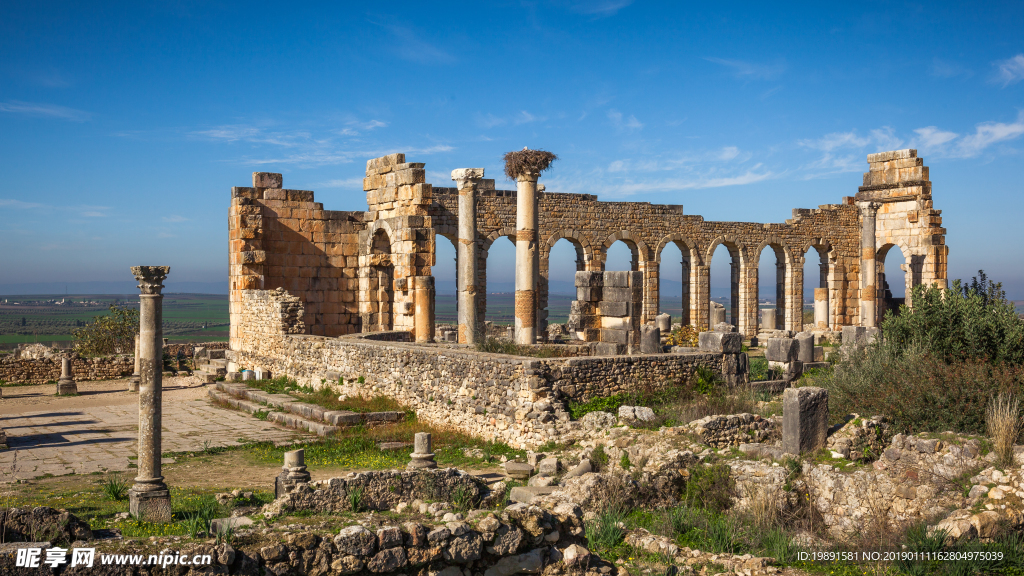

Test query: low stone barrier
[0,355,133,385]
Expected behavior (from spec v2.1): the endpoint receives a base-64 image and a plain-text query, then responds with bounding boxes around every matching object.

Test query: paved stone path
[0,395,303,482]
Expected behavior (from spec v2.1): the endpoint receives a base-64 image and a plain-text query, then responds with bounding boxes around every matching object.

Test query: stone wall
[0,355,133,385]
[230,151,948,348]
[567,271,643,355]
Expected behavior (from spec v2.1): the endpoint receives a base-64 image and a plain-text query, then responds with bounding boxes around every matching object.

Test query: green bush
[683,463,735,513]
[882,272,1024,365]
[72,304,139,355]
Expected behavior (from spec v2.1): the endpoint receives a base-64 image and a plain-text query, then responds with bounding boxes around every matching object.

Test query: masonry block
[766,338,798,362]
[783,387,829,455]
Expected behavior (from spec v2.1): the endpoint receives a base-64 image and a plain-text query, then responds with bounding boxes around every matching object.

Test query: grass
[246,376,406,413]
[101,474,129,501]
[244,416,524,470]
[987,393,1022,468]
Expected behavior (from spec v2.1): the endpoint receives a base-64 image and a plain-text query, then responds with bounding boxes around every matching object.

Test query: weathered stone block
[603,271,631,288]
[253,172,283,189]
[596,301,628,317]
[600,329,628,344]
[766,338,798,362]
[640,324,661,354]
[783,387,828,455]
[796,333,814,363]
[698,331,742,354]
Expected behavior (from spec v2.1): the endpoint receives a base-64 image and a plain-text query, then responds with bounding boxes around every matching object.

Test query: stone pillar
[453,168,484,344]
[411,276,435,343]
[56,357,77,395]
[783,387,829,455]
[129,334,140,392]
[275,449,312,497]
[761,308,776,332]
[680,258,691,326]
[814,288,828,330]
[656,313,671,333]
[515,171,540,344]
[128,265,172,522]
[729,253,740,327]
[859,202,879,327]
[408,432,437,470]
[775,261,785,330]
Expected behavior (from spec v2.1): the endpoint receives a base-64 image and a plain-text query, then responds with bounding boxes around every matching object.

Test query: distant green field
[0,293,229,346]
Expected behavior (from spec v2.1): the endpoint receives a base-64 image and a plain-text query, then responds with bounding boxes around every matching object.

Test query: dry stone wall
[0,355,133,385]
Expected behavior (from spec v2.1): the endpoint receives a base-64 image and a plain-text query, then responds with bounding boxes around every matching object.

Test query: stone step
[212,382,405,429]
[193,370,217,384]
[208,389,338,437]
[208,349,226,360]
[207,359,228,369]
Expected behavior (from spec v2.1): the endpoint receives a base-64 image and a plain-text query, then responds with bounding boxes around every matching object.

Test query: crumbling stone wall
[566,271,643,355]
[0,355,133,385]
[229,149,947,346]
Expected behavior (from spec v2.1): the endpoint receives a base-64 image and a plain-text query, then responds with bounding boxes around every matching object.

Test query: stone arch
[367,220,398,254]
[542,230,595,270]
[877,241,913,313]
[367,228,395,331]
[747,236,792,331]
[482,227,517,253]
[602,230,650,267]
[479,228,517,327]
[654,233,701,327]
[799,238,834,330]
[703,235,747,331]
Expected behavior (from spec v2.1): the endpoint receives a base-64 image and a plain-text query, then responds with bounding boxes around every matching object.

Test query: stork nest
[503,149,558,181]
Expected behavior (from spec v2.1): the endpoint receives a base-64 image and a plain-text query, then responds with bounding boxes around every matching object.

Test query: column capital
[451,168,485,191]
[857,201,881,216]
[131,266,170,295]
[515,170,540,183]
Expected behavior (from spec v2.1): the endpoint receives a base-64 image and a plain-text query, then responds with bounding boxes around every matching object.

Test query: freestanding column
[515,170,540,345]
[129,334,140,392]
[453,168,485,344]
[128,265,172,522]
[814,288,828,330]
[56,357,77,395]
[859,202,879,327]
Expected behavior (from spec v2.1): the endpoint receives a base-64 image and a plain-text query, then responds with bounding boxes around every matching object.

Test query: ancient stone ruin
[225,148,947,447]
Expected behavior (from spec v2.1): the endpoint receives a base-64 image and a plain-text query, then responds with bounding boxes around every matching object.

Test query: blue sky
[2,1,1023,299]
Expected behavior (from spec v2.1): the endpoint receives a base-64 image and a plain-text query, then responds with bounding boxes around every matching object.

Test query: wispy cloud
[995,54,1024,87]
[607,109,643,131]
[608,167,773,196]
[957,112,1024,156]
[80,211,106,218]
[913,126,958,149]
[386,25,456,65]
[704,57,786,80]
[314,177,365,189]
[566,0,633,16]
[930,58,972,79]
[475,113,506,129]
[0,100,90,121]
[798,131,871,151]
[0,199,44,209]
[797,128,903,178]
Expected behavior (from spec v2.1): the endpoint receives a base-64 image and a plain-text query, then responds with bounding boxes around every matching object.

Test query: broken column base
[128,487,172,522]
[128,375,140,392]
[407,453,438,470]
[274,469,312,499]
[56,378,78,395]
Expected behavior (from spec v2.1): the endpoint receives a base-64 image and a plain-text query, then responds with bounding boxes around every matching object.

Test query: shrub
[72,304,139,355]
[882,272,1024,366]
[824,345,1024,434]
[683,463,735,513]
[665,325,699,347]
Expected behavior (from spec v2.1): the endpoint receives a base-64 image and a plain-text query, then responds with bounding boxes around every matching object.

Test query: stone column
[128,265,172,522]
[129,334,140,392]
[814,288,828,330]
[859,202,879,327]
[453,168,484,344]
[411,276,435,343]
[56,357,77,395]
[680,257,691,326]
[515,170,540,344]
[275,449,311,497]
[761,308,776,332]
[775,261,785,330]
[408,432,437,470]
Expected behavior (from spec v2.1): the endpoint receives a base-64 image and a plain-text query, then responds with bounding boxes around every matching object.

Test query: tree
[72,304,139,355]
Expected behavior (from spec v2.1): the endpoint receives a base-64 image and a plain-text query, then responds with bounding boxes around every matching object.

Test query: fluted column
[859,202,880,327]
[515,170,540,344]
[128,265,172,522]
[453,168,484,344]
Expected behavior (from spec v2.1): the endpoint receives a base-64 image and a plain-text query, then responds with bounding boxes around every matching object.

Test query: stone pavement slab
[0,397,304,481]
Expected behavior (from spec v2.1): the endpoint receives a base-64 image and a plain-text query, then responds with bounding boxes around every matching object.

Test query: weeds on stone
[987,393,1022,468]
[348,487,364,512]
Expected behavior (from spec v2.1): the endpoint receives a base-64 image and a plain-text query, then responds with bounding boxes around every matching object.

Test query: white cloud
[0,199,44,209]
[957,112,1024,157]
[567,0,633,15]
[609,167,773,196]
[913,126,958,149]
[607,109,643,131]
[995,54,1024,87]
[0,100,90,121]
[387,25,456,65]
[870,127,904,151]
[704,57,786,80]
[717,146,741,161]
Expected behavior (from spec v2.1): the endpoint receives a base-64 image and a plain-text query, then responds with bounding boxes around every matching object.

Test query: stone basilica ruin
[226,148,948,446]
